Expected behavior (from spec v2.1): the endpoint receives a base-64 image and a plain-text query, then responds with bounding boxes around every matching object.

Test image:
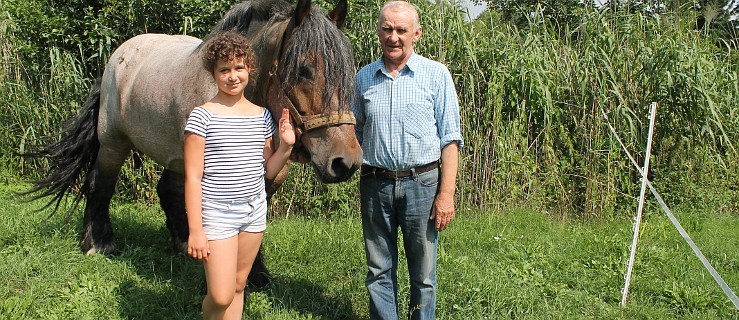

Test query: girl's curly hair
[202,31,257,76]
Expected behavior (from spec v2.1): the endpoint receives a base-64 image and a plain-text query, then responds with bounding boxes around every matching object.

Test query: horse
[22,0,361,287]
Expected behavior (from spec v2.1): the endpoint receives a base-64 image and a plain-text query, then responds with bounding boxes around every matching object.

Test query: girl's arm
[264,108,295,180]
[184,132,209,261]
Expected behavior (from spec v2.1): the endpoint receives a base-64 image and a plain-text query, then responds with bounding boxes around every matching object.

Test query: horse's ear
[328,0,348,30]
[279,0,311,57]
[292,0,312,27]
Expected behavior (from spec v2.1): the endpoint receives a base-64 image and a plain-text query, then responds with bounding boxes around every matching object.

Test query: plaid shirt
[352,53,464,171]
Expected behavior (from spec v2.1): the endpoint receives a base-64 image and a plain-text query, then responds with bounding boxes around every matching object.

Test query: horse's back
[99,34,216,172]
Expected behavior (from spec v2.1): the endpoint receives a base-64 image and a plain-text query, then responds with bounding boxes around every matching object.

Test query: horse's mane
[280,9,355,112]
[205,0,355,113]
[206,0,291,38]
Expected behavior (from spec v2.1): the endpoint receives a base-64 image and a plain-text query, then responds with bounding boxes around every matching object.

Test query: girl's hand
[279,108,296,146]
[187,231,210,261]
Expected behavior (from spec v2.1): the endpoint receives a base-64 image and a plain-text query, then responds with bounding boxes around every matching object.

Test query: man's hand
[431,192,455,231]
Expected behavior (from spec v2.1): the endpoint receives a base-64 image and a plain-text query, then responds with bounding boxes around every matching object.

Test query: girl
[184,31,295,320]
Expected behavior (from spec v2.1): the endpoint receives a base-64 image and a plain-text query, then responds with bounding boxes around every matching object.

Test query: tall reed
[448,8,738,216]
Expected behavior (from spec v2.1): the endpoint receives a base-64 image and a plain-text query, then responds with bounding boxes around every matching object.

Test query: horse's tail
[20,78,102,212]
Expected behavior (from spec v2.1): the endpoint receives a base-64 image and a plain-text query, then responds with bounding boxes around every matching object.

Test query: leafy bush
[1,0,234,78]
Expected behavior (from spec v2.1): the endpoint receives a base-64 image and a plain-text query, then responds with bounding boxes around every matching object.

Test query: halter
[268,64,356,132]
[266,19,355,135]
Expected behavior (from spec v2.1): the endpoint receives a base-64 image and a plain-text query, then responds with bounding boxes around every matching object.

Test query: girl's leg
[202,236,239,320]
[223,231,264,320]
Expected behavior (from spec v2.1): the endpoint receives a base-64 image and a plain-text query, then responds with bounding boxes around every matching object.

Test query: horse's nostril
[330,157,352,179]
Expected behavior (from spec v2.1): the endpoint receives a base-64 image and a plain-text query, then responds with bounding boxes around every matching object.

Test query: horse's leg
[249,163,291,289]
[249,251,271,289]
[156,169,188,253]
[80,144,131,255]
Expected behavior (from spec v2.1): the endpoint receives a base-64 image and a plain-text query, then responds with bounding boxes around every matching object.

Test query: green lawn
[0,176,737,319]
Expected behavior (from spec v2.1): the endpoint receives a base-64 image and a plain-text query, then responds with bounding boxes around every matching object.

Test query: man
[351,1,463,319]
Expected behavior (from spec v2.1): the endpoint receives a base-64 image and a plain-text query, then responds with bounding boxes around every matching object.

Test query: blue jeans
[360,167,439,320]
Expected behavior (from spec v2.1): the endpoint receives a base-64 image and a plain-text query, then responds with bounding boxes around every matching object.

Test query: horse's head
[265,0,361,183]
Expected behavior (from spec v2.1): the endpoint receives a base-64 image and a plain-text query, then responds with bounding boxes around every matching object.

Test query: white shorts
[201,193,267,241]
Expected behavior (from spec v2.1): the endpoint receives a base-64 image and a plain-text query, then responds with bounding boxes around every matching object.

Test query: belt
[361,161,439,180]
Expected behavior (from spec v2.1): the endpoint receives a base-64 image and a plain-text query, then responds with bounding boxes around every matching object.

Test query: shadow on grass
[252,274,361,319]
[106,208,204,319]
[43,205,359,319]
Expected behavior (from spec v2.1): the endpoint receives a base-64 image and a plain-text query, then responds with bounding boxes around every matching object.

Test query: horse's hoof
[82,243,118,256]
[80,223,118,255]
[80,235,118,255]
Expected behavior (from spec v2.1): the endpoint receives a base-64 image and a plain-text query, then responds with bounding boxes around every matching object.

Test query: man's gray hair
[377,1,421,32]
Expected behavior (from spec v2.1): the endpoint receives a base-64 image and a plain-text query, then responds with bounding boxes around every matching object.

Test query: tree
[694,0,738,31]
[474,0,596,29]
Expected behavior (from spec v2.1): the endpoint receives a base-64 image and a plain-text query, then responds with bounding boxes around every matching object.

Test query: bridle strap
[301,111,356,131]
[268,61,355,133]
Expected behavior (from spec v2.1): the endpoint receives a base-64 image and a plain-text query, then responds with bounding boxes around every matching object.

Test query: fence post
[620,102,658,308]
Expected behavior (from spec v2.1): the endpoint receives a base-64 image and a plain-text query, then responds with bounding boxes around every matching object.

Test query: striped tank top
[185,107,276,201]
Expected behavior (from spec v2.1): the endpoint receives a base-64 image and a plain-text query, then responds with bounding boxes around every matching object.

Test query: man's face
[378,8,421,67]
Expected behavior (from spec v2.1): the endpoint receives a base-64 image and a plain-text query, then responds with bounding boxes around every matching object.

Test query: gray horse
[24,0,361,287]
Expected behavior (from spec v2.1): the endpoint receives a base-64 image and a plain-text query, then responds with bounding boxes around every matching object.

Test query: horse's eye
[298,66,314,80]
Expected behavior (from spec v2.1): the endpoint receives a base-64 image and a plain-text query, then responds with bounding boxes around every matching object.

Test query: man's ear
[414,27,423,42]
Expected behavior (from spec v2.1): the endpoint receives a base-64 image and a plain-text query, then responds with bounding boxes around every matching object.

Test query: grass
[0,176,737,319]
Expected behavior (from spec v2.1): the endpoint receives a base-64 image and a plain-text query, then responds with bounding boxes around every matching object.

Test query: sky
[462,0,488,20]
[461,0,737,20]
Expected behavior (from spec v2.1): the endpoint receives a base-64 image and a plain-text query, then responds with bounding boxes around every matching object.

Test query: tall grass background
[1,0,738,218]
